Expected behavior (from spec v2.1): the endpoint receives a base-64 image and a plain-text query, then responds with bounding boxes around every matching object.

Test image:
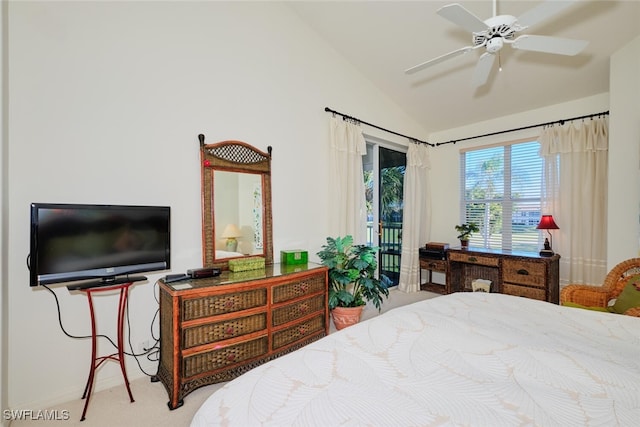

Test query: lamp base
[539,249,555,257]
[225,238,238,253]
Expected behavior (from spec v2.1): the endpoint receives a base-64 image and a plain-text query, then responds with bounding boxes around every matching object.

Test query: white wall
[608,35,640,265]
[5,2,426,410]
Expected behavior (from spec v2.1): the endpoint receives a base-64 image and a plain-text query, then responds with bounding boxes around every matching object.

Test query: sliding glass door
[363,141,406,287]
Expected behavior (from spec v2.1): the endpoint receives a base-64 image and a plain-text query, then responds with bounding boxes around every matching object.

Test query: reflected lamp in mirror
[221,224,242,253]
[536,214,559,257]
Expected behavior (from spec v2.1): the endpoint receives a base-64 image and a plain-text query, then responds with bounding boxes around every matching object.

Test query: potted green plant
[317,235,391,330]
[455,222,479,248]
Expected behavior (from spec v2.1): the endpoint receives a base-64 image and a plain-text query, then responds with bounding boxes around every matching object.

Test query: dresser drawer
[503,259,545,287]
[272,314,325,350]
[503,283,546,301]
[272,294,325,327]
[183,336,268,378]
[449,252,500,267]
[182,288,267,321]
[272,274,326,303]
[182,312,267,349]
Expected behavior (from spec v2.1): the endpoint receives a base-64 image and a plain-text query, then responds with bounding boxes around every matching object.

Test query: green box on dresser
[228,256,266,272]
[280,250,308,265]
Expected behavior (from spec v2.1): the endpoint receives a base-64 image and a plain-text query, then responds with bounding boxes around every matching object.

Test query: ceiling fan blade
[472,52,496,88]
[405,46,474,75]
[437,3,487,33]
[512,35,588,56]
[516,0,578,30]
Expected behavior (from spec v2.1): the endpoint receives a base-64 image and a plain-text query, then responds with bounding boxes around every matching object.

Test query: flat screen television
[29,203,170,286]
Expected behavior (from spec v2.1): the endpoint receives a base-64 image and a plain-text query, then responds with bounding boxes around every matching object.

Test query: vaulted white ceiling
[288,1,640,133]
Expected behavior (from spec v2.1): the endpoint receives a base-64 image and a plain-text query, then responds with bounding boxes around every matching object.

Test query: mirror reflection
[214,171,264,260]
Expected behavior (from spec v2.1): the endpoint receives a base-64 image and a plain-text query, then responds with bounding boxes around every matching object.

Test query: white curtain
[328,116,368,244]
[398,143,432,293]
[539,117,608,287]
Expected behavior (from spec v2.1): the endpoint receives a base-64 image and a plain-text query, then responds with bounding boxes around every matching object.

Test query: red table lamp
[536,214,559,257]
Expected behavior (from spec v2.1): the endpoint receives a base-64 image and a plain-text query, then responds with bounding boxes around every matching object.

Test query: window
[460,140,543,252]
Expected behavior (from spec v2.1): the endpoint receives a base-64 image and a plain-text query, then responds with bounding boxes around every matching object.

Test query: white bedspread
[191,292,640,426]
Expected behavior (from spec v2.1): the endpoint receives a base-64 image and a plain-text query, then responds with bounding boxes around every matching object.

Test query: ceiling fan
[405,0,589,88]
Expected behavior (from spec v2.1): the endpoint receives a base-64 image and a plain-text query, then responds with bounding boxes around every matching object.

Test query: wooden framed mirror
[199,135,273,268]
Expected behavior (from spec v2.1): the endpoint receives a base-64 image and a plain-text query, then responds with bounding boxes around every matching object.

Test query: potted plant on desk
[455,222,479,248]
[317,235,390,330]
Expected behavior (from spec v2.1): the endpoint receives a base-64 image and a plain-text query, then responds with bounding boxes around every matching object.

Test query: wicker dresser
[448,248,560,304]
[154,263,328,409]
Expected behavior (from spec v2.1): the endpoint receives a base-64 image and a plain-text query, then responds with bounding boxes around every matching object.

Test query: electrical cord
[125,281,161,376]
[43,284,119,348]
[43,281,162,377]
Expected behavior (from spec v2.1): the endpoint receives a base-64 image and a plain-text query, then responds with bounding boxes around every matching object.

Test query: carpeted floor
[9,289,439,427]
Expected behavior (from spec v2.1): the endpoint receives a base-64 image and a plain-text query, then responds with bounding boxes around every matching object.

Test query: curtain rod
[324,107,609,149]
[324,107,435,147]
[434,110,610,147]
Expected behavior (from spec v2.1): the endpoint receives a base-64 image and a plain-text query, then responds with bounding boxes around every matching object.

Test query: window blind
[460,140,543,252]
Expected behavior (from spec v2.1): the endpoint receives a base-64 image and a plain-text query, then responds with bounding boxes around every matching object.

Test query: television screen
[29,203,170,286]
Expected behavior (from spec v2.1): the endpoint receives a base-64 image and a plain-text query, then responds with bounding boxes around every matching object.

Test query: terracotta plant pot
[331,306,365,330]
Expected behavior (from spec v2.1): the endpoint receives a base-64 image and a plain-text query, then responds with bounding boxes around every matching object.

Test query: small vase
[331,306,364,330]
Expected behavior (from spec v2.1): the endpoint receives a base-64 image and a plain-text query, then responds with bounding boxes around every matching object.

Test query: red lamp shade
[536,215,559,230]
[536,215,559,256]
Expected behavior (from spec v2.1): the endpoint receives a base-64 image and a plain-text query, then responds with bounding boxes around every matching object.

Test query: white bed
[191,292,640,426]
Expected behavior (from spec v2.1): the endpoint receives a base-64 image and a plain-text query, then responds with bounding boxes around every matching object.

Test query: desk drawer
[503,283,546,301]
[419,258,447,271]
[449,252,499,267]
[503,260,545,287]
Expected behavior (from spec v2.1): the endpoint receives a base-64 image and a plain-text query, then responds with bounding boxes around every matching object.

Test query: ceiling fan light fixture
[486,37,504,53]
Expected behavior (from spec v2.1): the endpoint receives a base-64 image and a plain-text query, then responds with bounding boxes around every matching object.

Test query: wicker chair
[560,258,640,317]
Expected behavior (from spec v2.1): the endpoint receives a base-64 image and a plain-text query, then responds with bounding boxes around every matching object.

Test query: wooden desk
[447,248,560,304]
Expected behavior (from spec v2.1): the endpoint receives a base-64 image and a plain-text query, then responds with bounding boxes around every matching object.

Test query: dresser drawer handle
[468,257,477,262]
[225,326,235,335]
[517,269,530,275]
[298,327,307,334]
[224,300,235,308]
[299,284,309,293]
[225,354,236,361]
[299,304,308,313]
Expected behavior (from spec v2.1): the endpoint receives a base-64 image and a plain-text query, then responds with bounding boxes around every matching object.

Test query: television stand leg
[78,282,136,421]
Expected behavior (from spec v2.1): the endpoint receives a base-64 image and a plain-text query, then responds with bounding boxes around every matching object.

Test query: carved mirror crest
[199,134,273,268]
